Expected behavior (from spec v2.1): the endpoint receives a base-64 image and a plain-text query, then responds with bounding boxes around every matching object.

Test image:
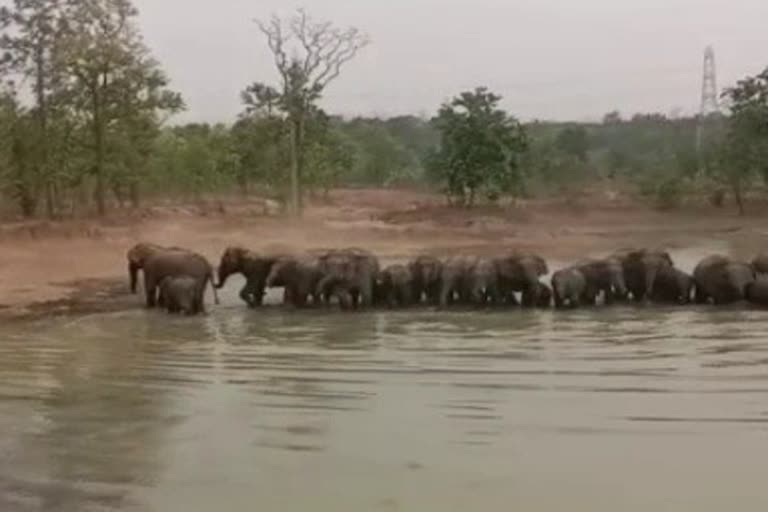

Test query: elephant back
[128,243,188,267]
[146,250,213,280]
[751,253,768,275]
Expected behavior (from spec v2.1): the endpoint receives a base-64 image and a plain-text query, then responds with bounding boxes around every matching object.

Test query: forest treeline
[0,1,766,219]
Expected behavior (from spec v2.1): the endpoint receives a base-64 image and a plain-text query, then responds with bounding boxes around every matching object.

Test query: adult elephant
[466,257,501,306]
[611,248,674,302]
[551,267,589,308]
[693,255,756,305]
[574,257,628,305]
[408,255,443,305]
[316,248,380,309]
[650,267,695,305]
[142,250,219,312]
[439,256,474,306]
[493,251,549,307]
[127,242,188,294]
[376,264,415,308]
[264,254,326,308]
[216,247,285,307]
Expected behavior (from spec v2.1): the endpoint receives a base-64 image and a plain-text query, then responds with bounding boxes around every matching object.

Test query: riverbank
[1,188,766,321]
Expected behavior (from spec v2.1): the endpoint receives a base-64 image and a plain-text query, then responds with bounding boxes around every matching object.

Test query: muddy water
[3,287,768,510]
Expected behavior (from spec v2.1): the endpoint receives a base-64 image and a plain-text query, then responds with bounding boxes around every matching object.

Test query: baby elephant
[159,276,201,315]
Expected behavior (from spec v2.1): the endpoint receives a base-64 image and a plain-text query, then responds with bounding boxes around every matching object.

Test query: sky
[133,0,768,123]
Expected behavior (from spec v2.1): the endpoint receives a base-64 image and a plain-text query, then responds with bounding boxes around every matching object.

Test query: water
[2,297,768,511]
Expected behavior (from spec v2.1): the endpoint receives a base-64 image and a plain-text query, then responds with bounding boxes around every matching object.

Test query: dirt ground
[1,187,767,321]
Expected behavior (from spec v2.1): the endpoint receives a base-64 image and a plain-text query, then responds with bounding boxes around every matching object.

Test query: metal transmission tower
[700,46,720,115]
[696,46,721,172]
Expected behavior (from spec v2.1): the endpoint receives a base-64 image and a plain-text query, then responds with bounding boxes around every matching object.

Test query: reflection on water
[2,302,768,511]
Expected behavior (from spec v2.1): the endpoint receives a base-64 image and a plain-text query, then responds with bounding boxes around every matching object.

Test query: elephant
[693,255,756,305]
[493,251,549,307]
[523,281,553,308]
[466,257,501,306]
[751,253,768,275]
[407,255,443,305]
[649,267,695,305]
[440,256,499,306]
[611,248,674,302]
[439,256,475,306]
[142,250,219,312]
[264,254,326,308]
[127,242,188,294]
[316,248,380,309]
[573,257,628,305]
[216,247,285,307]
[551,267,589,308]
[159,275,200,315]
[745,278,768,306]
[376,264,414,308]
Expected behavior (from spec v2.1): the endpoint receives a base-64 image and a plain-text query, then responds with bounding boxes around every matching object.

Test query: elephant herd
[126,242,768,315]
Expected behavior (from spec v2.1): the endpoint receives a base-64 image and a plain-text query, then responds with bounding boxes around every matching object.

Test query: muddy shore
[1,188,766,321]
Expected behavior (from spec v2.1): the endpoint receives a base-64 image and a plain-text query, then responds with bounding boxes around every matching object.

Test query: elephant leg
[241,277,264,307]
[359,278,374,308]
[195,281,207,314]
[402,285,414,307]
[423,284,436,306]
[239,283,254,307]
[295,283,311,308]
[145,274,158,308]
[439,281,453,307]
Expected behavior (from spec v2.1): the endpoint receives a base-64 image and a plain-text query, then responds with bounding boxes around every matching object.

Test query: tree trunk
[44,181,55,219]
[129,181,140,208]
[733,180,745,216]
[297,114,305,212]
[35,48,54,220]
[288,116,302,216]
[18,184,37,218]
[93,81,106,217]
[467,187,476,208]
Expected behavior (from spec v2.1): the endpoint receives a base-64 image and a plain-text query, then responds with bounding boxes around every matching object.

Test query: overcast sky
[133,0,768,123]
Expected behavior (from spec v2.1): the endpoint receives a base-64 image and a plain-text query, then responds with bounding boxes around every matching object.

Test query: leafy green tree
[602,110,622,124]
[428,87,527,207]
[0,0,68,217]
[0,89,39,215]
[718,67,768,215]
[58,0,183,215]
[555,125,590,162]
[252,8,368,215]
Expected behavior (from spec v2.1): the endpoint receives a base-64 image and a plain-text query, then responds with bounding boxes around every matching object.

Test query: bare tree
[254,8,368,215]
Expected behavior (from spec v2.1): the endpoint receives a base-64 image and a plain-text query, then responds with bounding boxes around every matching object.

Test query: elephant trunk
[215,271,228,290]
[210,274,220,305]
[612,272,629,300]
[644,265,659,301]
[265,267,280,290]
[129,262,139,294]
